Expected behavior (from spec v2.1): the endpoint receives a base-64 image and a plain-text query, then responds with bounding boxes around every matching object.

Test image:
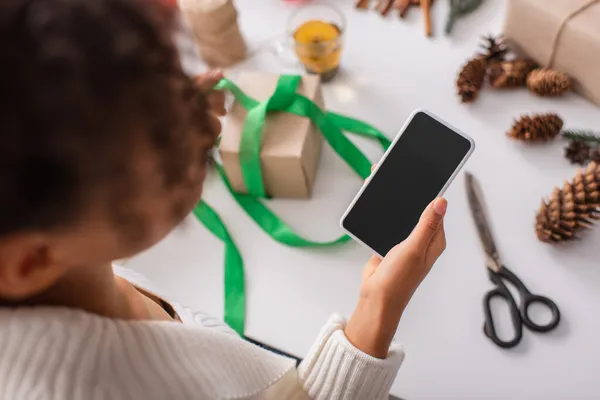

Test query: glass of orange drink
[287,4,345,82]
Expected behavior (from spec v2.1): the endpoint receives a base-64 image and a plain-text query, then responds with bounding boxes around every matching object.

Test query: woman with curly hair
[0,0,447,398]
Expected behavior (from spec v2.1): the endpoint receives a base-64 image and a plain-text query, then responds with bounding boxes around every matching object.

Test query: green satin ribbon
[214,77,391,190]
[237,75,302,198]
[197,76,391,336]
[193,200,245,335]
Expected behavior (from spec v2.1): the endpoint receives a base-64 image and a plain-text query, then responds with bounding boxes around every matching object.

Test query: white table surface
[126,0,600,398]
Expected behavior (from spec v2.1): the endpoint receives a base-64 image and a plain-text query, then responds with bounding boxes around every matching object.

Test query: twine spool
[180,0,247,67]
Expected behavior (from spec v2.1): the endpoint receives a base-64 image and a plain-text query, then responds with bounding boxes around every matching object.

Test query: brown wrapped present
[503,0,600,106]
[219,72,325,198]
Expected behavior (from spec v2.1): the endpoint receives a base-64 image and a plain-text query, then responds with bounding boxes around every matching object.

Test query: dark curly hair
[0,0,215,238]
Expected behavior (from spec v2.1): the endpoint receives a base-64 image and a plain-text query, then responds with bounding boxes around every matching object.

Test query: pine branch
[445,0,484,35]
[562,130,600,144]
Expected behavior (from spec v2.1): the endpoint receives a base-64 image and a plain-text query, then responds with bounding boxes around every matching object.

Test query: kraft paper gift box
[219,72,324,198]
[503,0,600,106]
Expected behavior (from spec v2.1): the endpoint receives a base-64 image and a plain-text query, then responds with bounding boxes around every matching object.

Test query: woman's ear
[0,235,66,301]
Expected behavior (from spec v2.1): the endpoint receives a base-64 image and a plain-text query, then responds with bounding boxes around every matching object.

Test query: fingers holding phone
[409,197,447,266]
[343,110,474,359]
[345,197,448,359]
[423,198,447,266]
[362,197,447,298]
[387,197,447,285]
[363,161,447,278]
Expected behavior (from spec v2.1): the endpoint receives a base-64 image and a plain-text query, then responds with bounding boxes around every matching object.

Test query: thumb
[409,198,447,248]
[362,254,382,280]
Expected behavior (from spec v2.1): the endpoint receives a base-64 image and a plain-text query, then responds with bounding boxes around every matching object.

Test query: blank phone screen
[342,111,472,256]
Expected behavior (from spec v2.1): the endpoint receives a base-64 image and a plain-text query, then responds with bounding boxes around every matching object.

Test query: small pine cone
[507,113,564,142]
[457,57,486,103]
[488,59,536,89]
[565,141,591,165]
[590,146,600,163]
[536,161,600,243]
[478,34,508,63]
[527,68,573,97]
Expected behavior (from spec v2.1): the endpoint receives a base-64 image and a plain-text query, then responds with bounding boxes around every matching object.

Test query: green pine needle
[562,130,600,144]
[445,0,485,35]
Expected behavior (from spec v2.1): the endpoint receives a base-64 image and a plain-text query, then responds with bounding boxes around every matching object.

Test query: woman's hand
[194,69,226,115]
[194,70,226,135]
[345,166,448,358]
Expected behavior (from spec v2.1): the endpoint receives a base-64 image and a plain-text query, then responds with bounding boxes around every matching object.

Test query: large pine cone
[488,59,536,89]
[527,68,573,97]
[536,161,600,243]
[507,113,563,142]
[457,57,486,103]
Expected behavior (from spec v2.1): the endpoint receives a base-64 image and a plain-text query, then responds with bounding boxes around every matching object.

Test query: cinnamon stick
[355,0,371,9]
[393,0,412,18]
[375,0,394,15]
[422,0,432,36]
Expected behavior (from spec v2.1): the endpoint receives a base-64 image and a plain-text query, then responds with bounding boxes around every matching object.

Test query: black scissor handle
[520,294,561,332]
[482,281,523,349]
[496,266,561,333]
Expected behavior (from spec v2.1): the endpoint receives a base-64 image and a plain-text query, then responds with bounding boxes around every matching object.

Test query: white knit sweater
[0,266,404,400]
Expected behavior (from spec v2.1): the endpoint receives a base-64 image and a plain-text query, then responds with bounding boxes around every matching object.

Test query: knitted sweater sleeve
[265,314,405,400]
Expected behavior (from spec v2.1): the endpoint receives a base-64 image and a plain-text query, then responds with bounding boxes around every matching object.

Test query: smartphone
[340,110,475,258]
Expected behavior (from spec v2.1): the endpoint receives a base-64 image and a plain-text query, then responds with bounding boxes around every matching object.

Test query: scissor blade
[465,172,501,272]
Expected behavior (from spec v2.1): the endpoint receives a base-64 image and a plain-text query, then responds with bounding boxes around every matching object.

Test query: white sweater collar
[0,306,295,400]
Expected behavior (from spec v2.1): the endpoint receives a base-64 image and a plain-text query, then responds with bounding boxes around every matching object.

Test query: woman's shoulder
[112,264,238,335]
[0,304,295,400]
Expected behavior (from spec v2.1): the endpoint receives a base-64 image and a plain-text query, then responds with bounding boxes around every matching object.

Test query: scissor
[465,172,561,349]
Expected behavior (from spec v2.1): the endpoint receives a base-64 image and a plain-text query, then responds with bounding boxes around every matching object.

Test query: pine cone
[478,34,508,63]
[527,68,573,97]
[488,59,536,88]
[590,146,600,164]
[565,141,591,165]
[457,57,486,103]
[536,161,600,243]
[507,113,563,142]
